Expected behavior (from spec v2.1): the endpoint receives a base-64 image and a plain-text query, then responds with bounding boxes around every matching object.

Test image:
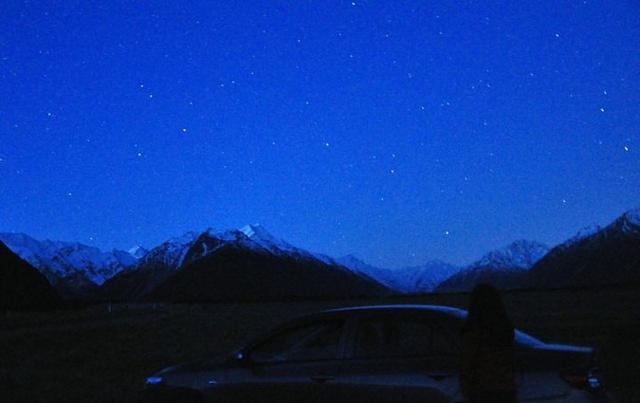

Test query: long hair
[463,283,514,345]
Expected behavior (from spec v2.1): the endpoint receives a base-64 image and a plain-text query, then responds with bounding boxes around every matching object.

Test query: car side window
[250,320,344,363]
[354,316,459,359]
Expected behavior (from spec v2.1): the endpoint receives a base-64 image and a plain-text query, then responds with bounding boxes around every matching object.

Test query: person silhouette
[460,283,517,403]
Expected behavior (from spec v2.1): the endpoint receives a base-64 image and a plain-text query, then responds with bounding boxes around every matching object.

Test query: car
[138,304,614,402]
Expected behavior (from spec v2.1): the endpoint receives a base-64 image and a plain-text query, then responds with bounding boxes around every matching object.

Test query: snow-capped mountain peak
[471,240,549,270]
[620,208,640,234]
[564,225,602,247]
[128,245,149,259]
[336,255,460,294]
[144,231,198,268]
[240,224,291,247]
[239,224,298,255]
[0,232,140,288]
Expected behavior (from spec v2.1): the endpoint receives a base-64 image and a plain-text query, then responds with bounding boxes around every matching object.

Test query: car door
[337,311,463,402]
[239,318,347,402]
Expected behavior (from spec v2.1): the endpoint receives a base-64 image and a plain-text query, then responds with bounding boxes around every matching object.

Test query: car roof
[318,304,546,347]
[322,304,468,319]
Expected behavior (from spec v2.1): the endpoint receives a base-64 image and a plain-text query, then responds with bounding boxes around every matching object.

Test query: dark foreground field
[1,286,639,402]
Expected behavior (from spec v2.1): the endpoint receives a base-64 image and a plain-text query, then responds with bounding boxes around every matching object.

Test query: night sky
[1,1,638,268]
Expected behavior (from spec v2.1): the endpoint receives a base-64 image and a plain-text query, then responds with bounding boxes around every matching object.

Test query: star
[181,128,188,133]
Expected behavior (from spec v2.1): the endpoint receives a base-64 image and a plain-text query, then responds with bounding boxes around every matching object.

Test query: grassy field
[1,286,638,402]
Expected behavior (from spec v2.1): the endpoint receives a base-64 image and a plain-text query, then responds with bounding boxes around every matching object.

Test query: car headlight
[145,376,163,385]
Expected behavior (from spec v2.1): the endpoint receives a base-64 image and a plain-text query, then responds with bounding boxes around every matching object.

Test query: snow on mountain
[337,254,379,275]
[470,240,549,271]
[0,232,139,287]
[137,225,327,273]
[105,225,390,300]
[180,229,254,266]
[240,224,294,253]
[435,240,549,292]
[562,225,602,248]
[239,224,337,264]
[620,208,640,234]
[137,231,198,269]
[128,245,149,259]
[553,208,640,252]
[627,208,640,225]
[529,207,640,288]
[336,254,395,285]
[398,260,462,292]
[336,255,460,293]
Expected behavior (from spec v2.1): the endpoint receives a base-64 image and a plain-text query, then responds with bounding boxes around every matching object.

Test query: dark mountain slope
[0,241,61,310]
[150,244,390,302]
[528,209,640,288]
[436,240,549,292]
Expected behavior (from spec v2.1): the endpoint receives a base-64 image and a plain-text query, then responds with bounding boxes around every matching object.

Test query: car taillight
[561,369,602,392]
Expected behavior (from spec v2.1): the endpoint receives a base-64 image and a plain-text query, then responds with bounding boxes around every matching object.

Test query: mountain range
[528,209,640,288]
[336,255,460,293]
[1,207,639,301]
[102,225,389,301]
[435,240,550,292]
[0,232,139,298]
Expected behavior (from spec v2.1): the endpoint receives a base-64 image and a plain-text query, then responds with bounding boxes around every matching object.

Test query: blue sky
[1,0,638,267]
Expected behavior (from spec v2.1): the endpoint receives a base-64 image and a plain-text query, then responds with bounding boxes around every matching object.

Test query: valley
[1,286,638,402]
